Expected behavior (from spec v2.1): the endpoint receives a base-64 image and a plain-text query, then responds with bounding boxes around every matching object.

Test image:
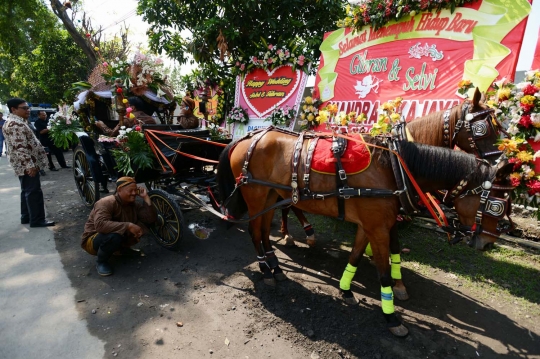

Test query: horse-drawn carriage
[71,85,232,250]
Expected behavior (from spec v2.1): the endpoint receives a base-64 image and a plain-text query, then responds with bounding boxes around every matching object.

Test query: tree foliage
[139,0,346,69]
[137,0,347,113]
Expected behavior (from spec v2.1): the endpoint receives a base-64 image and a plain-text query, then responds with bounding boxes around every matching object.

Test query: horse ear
[495,159,514,182]
[472,87,482,107]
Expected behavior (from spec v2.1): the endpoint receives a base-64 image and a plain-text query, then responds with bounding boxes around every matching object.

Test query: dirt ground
[43,151,540,359]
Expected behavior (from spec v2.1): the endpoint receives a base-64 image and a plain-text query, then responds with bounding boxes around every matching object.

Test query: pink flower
[236,61,240,66]
[240,64,245,71]
[276,49,282,55]
[66,118,71,125]
[267,58,273,64]
[135,126,141,131]
[102,62,108,67]
[155,58,163,65]
[126,107,133,113]
[298,55,305,66]
[268,44,274,50]
[511,176,521,187]
[508,157,523,171]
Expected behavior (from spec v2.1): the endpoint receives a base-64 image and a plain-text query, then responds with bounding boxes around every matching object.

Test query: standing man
[34,110,70,171]
[0,112,5,156]
[81,177,157,276]
[2,98,55,227]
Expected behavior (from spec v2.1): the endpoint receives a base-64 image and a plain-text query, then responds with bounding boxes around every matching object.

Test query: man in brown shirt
[81,177,157,276]
[3,98,55,227]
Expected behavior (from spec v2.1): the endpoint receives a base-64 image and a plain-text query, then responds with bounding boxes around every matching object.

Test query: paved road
[0,156,104,359]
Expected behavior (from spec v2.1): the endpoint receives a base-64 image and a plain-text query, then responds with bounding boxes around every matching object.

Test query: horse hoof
[393,287,409,301]
[264,277,276,286]
[306,235,316,247]
[274,272,288,282]
[344,296,358,305]
[284,234,296,247]
[388,324,409,337]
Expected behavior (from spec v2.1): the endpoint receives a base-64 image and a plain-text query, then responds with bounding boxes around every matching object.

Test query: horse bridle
[444,102,503,160]
[441,161,514,243]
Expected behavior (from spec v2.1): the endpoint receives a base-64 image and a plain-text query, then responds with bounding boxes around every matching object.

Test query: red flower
[526,179,540,195]
[116,87,123,94]
[135,126,141,131]
[523,84,539,96]
[510,177,521,187]
[85,33,91,38]
[519,114,532,128]
[521,103,535,113]
[508,157,523,171]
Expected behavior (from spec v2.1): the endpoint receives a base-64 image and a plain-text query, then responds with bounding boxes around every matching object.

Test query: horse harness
[233,127,512,242]
[395,101,503,160]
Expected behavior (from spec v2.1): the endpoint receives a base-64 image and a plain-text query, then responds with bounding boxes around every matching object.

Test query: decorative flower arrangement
[225,106,249,125]
[338,0,478,31]
[299,95,323,130]
[111,126,155,176]
[457,79,475,97]
[488,70,540,212]
[370,97,403,136]
[48,110,83,149]
[265,105,296,127]
[207,115,230,140]
[232,39,312,77]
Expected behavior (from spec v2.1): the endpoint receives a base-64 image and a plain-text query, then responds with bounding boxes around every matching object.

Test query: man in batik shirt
[3,98,55,227]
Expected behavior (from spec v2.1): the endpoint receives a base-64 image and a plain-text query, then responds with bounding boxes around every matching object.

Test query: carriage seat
[141,124,210,138]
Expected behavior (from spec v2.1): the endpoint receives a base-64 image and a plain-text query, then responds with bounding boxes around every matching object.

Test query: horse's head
[453,88,503,164]
[452,160,514,250]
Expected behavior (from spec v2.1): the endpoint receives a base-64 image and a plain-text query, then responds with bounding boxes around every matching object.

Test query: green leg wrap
[381,286,394,314]
[339,263,357,291]
[365,242,373,257]
[390,253,402,280]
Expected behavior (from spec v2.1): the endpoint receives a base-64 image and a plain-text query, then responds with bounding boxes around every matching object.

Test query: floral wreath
[338,0,479,31]
[487,70,540,214]
[265,105,296,127]
[231,39,312,77]
[225,106,249,125]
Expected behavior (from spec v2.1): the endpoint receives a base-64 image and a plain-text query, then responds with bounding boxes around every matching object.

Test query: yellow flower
[318,110,329,124]
[498,88,511,101]
[526,170,536,180]
[497,139,518,153]
[129,113,135,119]
[307,113,315,122]
[381,102,394,111]
[521,95,535,106]
[304,96,313,105]
[390,113,401,122]
[303,105,307,111]
[516,150,534,163]
[94,47,99,51]
[300,113,306,120]
[122,99,128,104]
[458,79,471,88]
[356,113,367,123]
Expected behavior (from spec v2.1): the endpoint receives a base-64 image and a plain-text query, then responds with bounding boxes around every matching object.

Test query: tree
[9,29,91,104]
[138,0,346,71]
[137,0,347,113]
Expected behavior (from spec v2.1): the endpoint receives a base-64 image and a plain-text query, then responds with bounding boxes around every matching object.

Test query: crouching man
[81,177,157,276]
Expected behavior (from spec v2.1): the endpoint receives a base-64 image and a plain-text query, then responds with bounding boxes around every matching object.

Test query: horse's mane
[398,140,493,184]
[405,103,462,145]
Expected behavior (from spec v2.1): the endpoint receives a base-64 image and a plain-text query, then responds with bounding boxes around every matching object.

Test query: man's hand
[127,223,143,239]
[25,167,39,177]
[137,186,152,205]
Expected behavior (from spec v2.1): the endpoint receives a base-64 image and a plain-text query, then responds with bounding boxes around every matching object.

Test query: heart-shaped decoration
[241,65,301,118]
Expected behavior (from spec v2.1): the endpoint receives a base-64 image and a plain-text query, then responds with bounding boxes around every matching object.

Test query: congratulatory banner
[315,0,531,125]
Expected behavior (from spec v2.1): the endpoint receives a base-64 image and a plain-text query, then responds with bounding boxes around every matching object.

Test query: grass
[285,213,540,316]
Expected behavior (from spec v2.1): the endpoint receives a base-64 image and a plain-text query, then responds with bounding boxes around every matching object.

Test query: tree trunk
[50,0,97,69]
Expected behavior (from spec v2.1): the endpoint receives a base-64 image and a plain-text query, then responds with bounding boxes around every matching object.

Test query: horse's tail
[216,140,248,219]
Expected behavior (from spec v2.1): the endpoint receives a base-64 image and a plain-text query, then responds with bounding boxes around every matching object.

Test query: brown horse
[217,129,513,337]
[281,88,503,248]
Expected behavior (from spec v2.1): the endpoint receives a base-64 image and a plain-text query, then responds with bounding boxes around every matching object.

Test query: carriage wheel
[148,189,184,251]
[73,148,100,208]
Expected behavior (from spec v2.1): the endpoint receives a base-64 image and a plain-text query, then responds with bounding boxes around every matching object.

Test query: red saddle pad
[311,134,372,175]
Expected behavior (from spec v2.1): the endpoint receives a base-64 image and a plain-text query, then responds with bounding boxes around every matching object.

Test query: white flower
[507,123,519,135]
[119,130,126,136]
[126,128,132,133]
[121,126,126,130]
[47,125,52,130]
